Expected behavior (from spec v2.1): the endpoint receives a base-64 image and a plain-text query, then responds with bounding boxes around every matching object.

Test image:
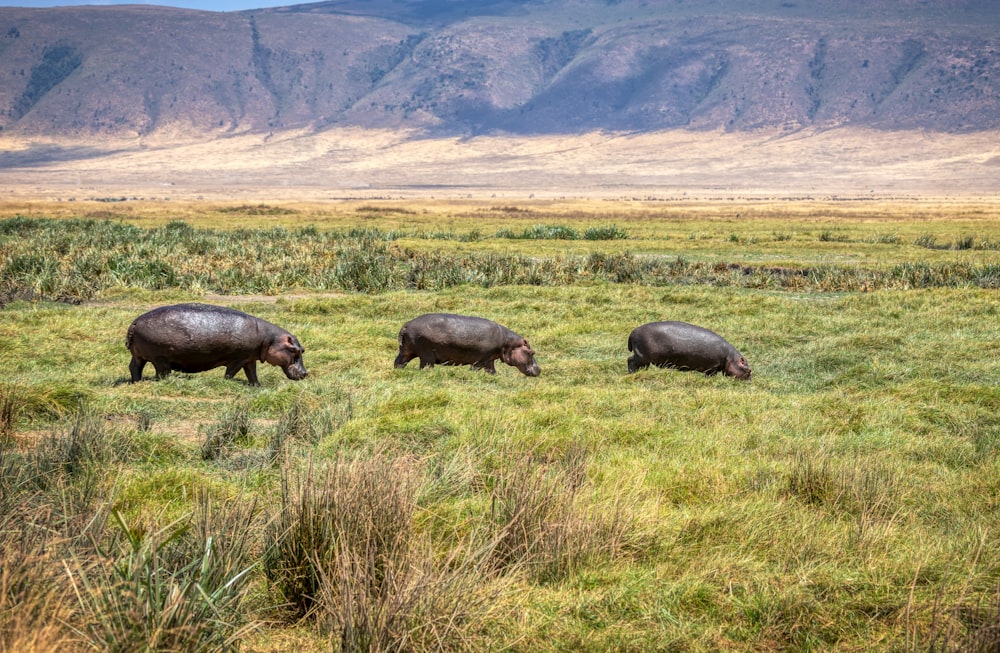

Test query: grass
[0,199,998,651]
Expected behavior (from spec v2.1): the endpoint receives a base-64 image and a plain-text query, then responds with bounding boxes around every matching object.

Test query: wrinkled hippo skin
[394,313,540,377]
[627,321,751,380]
[126,303,307,386]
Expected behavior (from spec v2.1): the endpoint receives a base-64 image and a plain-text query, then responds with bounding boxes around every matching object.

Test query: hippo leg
[151,360,172,380]
[472,358,498,374]
[417,353,437,369]
[225,361,260,386]
[394,349,415,369]
[129,356,147,383]
[243,362,261,386]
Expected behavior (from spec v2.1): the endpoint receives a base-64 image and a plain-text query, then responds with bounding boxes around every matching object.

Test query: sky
[0,1,295,9]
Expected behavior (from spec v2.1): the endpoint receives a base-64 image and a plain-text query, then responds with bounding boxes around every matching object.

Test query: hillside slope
[0,0,997,138]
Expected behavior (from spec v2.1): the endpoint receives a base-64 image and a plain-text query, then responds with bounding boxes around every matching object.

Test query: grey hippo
[394,313,540,377]
[126,303,307,386]
[627,321,751,380]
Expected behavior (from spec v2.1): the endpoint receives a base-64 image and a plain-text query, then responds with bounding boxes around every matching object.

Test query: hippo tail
[125,321,136,350]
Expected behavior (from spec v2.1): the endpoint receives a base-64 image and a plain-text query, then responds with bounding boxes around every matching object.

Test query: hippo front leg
[224,361,260,386]
[241,362,261,386]
[473,358,498,374]
[152,360,172,380]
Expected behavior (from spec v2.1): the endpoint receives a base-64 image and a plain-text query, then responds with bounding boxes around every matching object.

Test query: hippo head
[724,354,752,380]
[502,339,541,377]
[262,333,308,380]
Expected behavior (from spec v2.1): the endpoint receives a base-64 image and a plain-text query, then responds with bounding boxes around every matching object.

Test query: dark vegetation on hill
[0,0,997,139]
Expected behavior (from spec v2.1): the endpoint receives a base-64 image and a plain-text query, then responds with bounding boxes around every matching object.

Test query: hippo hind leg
[395,331,417,369]
[394,345,415,369]
[129,355,147,383]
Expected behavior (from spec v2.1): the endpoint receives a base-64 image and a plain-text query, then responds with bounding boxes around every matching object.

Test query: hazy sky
[0,1,294,9]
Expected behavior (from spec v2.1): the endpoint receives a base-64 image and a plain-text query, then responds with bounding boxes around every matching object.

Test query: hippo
[627,321,751,380]
[394,313,540,377]
[126,303,307,386]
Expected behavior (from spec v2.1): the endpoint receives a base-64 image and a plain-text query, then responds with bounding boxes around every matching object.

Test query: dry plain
[1,127,999,201]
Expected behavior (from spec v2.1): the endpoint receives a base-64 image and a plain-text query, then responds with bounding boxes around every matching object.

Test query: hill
[1,0,998,139]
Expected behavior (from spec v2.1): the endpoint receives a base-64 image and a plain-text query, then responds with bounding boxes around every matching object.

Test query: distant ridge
[0,0,997,139]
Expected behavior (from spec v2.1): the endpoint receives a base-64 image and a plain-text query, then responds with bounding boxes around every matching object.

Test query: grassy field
[1,199,999,652]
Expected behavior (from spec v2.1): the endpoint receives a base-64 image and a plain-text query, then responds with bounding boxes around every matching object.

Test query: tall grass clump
[34,406,137,481]
[263,454,419,620]
[264,453,505,652]
[484,447,637,583]
[785,452,903,545]
[583,224,628,240]
[331,233,398,292]
[495,224,627,240]
[497,224,580,240]
[69,493,259,653]
[201,403,253,462]
[0,452,81,652]
[267,393,349,464]
[907,567,1000,653]
[912,234,999,251]
[0,384,21,440]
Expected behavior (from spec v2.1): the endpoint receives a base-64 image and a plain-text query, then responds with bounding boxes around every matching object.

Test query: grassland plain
[0,199,999,652]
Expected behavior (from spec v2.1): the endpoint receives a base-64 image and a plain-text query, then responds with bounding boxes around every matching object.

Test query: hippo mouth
[284,365,309,380]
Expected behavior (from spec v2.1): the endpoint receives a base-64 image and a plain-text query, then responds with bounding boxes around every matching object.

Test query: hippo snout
[524,362,541,377]
[283,362,309,380]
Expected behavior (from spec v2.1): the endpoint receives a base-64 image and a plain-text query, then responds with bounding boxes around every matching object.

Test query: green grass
[1,200,999,651]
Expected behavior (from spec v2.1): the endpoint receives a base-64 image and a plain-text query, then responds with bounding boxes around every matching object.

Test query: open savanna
[1,199,999,652]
